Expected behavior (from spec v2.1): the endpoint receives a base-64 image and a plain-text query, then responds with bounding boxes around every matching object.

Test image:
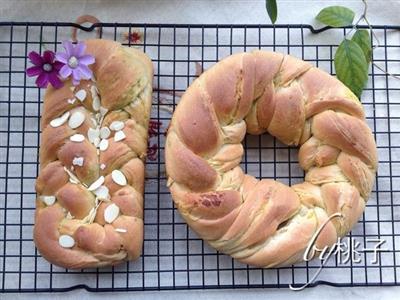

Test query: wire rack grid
[0,22,399,293]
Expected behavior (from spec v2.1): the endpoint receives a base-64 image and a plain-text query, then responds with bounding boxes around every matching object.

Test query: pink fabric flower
[56,41,95,86]
[147,143,158,161]
[148,120,162,138]
[123,31,143,44]
[26,50,64,88]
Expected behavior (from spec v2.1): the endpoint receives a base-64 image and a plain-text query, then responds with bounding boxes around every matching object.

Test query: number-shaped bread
[34,39,153,269]
[165,51,377,267]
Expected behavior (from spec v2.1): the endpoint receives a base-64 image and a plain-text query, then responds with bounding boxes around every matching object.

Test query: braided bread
[34,39,153,268]
[165,51,377,267]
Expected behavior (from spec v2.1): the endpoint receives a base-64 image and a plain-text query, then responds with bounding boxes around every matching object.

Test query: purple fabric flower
[56,41,95,86]
[26,50,64,89]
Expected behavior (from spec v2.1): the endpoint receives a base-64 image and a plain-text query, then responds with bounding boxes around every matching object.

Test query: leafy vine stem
[348,0,400,81]
[266,0,400,98]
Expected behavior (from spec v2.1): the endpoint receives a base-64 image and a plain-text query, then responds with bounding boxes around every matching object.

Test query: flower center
[68,56,79,68]
[42,63,52,72]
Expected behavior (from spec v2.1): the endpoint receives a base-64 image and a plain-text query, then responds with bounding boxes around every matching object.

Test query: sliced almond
[68,111,85,129]
[69,177,79,184]
[40,195,56,206]
[111,170,127,186]
[69,86,75,92]
[70,134,85,142]
[99,106,108,116]
[99,139,109,151]
[64,166,80,184]
[104,203,120,224]
[92,96,101,111]
[87,127,100,143]
[91,117,97,127]
[90,85,98,97]
[93,137,100,147]
[115,228,127,233]
[114,130,126,142]
[88,176,105,191]
[75,89,87,102]
[72,156,84,167]
[67,98,76,104]
[100,127,111,139]
[100,163,106,170]
[58,235,75,248]
[50,111,70,128]
[82,207,97,224]
[94,185,109,200]
[109,121,125,131]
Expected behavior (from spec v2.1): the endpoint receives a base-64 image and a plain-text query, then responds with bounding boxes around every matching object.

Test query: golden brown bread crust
[34,39,153,269]
[165,50,378,268]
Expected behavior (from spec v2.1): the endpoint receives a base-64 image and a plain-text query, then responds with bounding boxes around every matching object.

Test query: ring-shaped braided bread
[165,51,377,267]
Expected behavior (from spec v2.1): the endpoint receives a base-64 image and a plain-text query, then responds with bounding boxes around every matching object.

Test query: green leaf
[351,29,372,64]
[316,6,355,27]
[266,0,277,24]
[334,39,369,98]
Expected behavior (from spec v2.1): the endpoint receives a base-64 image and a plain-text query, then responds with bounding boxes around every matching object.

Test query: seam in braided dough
[165,50,378,268]
[34,39,153,269]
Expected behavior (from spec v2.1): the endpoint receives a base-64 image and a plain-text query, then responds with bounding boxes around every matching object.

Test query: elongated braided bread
[34,39,153,268]
[165,51,377,267]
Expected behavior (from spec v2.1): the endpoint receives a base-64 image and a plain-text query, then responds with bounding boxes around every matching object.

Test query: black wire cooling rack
[0,22,400,293]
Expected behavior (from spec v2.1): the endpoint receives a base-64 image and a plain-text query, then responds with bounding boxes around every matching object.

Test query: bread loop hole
[244,134,302,183]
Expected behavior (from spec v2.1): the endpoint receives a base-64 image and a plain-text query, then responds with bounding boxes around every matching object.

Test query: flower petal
[53,61,64,72]
[55,52,69,64]
[43,50,55,63]
[73,42,86,57]
[79,54,95,66]
[48,72,63,89]
[72,68,82,81]
[28,51,43,66]
[35,72,49,88]
[77,64,92,79]
[26,66,43,77]
[71,68,82,85]
[72,78,80,86]
[59,65,72,78]
[62,40,74,56]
